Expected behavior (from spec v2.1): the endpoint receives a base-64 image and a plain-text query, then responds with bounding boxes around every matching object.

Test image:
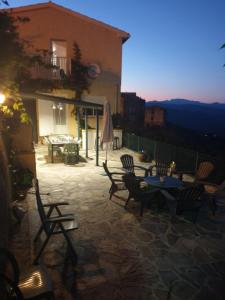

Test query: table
[144,175,182,189]
[48,142,79,163]
[144,175,182,218]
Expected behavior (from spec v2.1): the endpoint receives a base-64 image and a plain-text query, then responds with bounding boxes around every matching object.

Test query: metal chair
[0,248,54,299]
[120,154,149,177]
[33,179,78,265]
[123,173,159,216]
[103,162,126,199]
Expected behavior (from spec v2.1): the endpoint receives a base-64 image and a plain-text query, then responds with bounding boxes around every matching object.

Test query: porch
[10,146,225,300]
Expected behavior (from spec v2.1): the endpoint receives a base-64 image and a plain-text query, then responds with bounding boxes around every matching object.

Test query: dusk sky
[6,0,225,102]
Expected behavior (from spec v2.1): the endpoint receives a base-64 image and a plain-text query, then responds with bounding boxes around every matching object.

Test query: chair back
[155,161,169,176]
[123,173,140,197]
[177,184,205,205]
[34,179,51,234]
[195,161,214,180]
[63,143,79,153]
[0,248,20,285]
[120,154,134,173]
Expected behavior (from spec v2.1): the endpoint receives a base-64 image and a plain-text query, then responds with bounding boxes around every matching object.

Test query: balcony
[30,56,71,80]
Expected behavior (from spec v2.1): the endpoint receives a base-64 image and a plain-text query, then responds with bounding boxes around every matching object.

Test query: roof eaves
[6,1,130,43]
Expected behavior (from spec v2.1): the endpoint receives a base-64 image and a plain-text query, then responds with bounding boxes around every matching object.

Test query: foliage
[65,42,91,100]
[0,0,9,5]
[0,11,53,123]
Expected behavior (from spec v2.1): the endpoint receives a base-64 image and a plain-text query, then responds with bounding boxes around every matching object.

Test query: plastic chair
[63,143,79,165]
[123,173,159,216]
[103,162,126,199]
[178,161,214,183]
[161,184,205,223]
[0,248,54,299]
[33,179,78,265]
[120,154,149,177]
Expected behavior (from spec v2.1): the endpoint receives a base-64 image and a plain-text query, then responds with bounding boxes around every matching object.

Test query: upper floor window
[51,40,67,75]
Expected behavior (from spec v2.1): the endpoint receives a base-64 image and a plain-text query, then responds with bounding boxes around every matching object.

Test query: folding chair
[33,179,78,265]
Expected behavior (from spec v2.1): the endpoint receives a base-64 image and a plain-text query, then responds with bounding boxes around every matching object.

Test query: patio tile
[10,146,225,300]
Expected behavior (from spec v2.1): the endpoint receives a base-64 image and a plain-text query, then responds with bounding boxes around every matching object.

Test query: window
[52,102,66,125]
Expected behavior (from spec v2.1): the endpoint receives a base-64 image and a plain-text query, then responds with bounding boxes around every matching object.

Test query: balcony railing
[30,56,71,80]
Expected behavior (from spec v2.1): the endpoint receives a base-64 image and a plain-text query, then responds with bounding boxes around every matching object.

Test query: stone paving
[10,145,225,300]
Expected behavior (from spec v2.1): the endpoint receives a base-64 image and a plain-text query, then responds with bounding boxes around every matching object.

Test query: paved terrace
[11,146,225,300]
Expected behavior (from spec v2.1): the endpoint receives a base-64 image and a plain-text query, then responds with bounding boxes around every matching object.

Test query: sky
[4,0,225,102]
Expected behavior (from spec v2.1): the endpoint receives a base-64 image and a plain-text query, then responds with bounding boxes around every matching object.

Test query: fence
[123,133,213,172]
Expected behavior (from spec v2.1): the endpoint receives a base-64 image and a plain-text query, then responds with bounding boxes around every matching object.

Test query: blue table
[144,176,183,218]
[144,175,182,189]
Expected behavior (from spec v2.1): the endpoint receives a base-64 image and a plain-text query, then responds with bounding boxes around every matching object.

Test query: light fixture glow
[52,103,56,110]
[0,92,6,104]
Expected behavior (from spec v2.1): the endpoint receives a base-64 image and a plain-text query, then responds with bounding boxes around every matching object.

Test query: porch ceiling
[21,92,103,110]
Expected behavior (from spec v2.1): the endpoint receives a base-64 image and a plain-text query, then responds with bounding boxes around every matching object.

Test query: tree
[0,0,9,5]
[68,42,91,100]
[0,10,52,246]
[63,42,93,137]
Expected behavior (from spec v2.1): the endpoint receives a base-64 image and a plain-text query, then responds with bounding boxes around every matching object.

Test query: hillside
[146,99,225,137]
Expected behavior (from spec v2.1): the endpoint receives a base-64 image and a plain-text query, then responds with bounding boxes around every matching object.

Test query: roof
[21,92,103,110]
[6,1,130,43]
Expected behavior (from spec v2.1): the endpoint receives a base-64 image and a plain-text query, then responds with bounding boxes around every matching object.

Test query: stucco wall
[11,5,124,113]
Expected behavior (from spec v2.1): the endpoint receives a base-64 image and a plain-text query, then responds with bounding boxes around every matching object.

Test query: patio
[10,146,225,300]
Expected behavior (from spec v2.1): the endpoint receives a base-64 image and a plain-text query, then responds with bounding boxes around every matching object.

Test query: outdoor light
[58,103,63,110]
[52,103,56,110]
[0,92,6,104]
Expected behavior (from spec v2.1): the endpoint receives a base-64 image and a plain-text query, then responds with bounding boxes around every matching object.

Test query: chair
[63,143,79,165]
[103,162,126,199]
[149,160,172,176]
[33,179,71,243]
[120,154,149,177]
[178,161,214,183]
[204,180,225,215]
[123,173,159,216]
[161,184,205,223]
[0,248,54,299]
[33,179,78,265]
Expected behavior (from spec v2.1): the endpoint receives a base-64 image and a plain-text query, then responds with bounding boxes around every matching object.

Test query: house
[145,106,166,127]
[8,1,130,140]
[2,2,129,172]
[120,92,145,127]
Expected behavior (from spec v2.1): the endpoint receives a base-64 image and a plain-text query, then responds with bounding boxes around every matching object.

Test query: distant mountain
[146,98,225,137]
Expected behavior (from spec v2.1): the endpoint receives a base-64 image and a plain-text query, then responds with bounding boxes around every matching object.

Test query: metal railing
[123,132,213,172]
[30,56,71,80]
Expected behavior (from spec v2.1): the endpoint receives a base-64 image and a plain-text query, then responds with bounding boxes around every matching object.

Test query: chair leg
[193,209,200,223]
[33,225,44,243]
[34,207,55,242]
[140,200,145,216]
[109,186,116,200]
[59,225,77,265]
[33,233,52,265]
[125,193,132,207]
